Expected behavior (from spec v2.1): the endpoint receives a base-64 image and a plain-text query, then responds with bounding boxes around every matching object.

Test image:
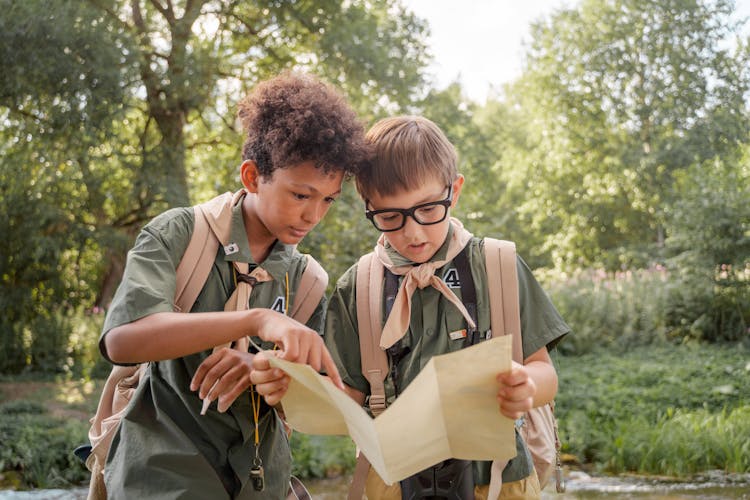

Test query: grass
[554,341,750,476]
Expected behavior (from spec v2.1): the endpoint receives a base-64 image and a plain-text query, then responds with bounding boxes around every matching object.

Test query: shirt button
[425,328,433,336]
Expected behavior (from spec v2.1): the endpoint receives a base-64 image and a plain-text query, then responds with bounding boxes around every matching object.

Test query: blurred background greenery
[0,0,748,490]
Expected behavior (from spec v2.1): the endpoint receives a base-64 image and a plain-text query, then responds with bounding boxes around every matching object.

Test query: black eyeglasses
[365,186,453,232]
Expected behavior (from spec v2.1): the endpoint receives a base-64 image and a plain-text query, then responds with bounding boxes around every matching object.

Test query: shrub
[542,266,671,354]
[555,343,750,475]
[290,433,356,479]
[0,401,89,488]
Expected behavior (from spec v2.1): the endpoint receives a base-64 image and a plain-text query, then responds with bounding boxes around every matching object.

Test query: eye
[378,212,399,222]
[419,205,437,214]
[324,196,337,204]
[292,192,309,201]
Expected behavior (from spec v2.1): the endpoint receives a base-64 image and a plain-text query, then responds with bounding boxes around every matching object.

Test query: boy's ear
[450,175,465,208]
[240,160,261,193]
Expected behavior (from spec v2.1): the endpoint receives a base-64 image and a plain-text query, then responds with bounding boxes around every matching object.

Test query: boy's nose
[302,201,327,225]
[400,214,423,236]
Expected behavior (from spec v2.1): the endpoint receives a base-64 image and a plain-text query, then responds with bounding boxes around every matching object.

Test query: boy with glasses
[253,115,570,498]
[323,115,569,499]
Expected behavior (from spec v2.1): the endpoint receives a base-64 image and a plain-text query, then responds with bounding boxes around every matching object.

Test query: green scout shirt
[100,197,325,500]
[324,227,570,486]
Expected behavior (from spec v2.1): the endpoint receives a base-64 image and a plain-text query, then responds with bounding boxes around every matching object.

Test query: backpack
[82,190,327,500]
[348,238,564,499]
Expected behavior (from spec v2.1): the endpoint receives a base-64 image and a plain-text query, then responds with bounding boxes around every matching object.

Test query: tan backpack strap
[356,252,389,416]
[174,191,238,312]
[175,204,217,312]
[349,252,389,500]
[484,238,523,363]
[348,452,372,500]
[289,255,328,325]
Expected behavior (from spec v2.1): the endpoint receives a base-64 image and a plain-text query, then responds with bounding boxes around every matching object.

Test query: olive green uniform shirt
[324,229,569,485]
[100,199,325,500]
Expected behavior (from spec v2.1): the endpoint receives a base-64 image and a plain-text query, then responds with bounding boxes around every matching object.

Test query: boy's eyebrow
[371,187,447,210]
[291,182,342,197]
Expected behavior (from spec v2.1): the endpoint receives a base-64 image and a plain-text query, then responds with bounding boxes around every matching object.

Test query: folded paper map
[268,335,516,484]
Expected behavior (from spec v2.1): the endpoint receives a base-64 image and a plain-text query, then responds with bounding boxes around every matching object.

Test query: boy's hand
[496,361,536,420]
[254,310,344,391]
[191,347,254,413]
[250,351,289,406]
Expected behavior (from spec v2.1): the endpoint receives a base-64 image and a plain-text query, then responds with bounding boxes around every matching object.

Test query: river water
[1,471,748,499]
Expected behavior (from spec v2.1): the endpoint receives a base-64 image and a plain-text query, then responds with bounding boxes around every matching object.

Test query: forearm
[104,309,272,364]
[525,360,558,407]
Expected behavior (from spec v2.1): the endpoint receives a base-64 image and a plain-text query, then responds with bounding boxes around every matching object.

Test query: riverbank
[2,470,749,499]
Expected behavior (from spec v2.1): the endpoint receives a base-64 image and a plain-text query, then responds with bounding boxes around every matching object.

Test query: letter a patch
[442,268,461,288]
[271,296,286,314]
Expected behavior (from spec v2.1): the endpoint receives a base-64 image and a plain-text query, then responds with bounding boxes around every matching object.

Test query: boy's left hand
[496,361,536,420]
[191,347,254,413]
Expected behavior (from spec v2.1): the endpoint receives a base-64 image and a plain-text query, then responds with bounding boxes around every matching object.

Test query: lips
[290,227,311,238]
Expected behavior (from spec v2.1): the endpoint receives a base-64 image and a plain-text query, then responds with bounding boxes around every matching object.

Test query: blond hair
[356,116,457,200]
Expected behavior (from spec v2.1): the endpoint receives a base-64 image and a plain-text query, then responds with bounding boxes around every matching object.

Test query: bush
[555,342,750,475]
[542,266,671,354]
[0,401,89,488]
[290,433,356,479]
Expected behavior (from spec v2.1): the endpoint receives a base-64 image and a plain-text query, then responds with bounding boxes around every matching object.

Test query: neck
[241,194,276,264]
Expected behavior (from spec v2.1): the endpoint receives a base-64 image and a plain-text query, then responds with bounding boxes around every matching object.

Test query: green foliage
[542,267,671,355]
[0,0,432,368]
[0,402,89,488]
[290,433,356,479]
[610,407,750,475]
[663,158,750,342]
[503,0,750,269]
[556,343,750,474]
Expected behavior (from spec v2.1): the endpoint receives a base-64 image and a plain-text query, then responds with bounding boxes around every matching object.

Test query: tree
[507,0,750,269]
[0,0,431,372]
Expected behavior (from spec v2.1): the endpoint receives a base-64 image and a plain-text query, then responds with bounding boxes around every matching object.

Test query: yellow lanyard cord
[249,272,289,449]
[250,384,261,445]
[284,272,289,315]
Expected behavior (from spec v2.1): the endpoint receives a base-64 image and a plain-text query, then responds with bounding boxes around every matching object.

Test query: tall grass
[541,266,671,354]
[609,407,750,475]
[556,343,750,475]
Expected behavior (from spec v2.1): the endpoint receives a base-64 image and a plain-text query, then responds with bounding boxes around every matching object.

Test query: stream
[1,470,747,499]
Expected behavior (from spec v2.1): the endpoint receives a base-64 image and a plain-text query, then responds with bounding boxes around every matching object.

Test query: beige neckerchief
[375,218,476,349]
[219,263,272,353]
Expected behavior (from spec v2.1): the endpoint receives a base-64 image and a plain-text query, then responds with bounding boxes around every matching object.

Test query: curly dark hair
[237,72,370,178]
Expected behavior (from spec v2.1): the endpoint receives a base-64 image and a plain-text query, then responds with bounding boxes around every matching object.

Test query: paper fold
[268,335,516,484]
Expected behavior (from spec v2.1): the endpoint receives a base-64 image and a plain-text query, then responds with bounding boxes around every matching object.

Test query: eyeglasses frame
[365,185,453,232]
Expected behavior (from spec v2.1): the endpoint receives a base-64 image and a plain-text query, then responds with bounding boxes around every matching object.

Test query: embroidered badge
[223,242,239,255]
[442,268,461,288]
[449,329,467,341]
[271,296,286,314]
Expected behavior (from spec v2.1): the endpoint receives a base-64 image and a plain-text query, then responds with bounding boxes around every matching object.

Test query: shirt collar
[222,195,296,282]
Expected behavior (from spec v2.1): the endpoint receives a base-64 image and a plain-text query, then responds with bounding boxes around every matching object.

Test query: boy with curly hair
[99,72,369,499]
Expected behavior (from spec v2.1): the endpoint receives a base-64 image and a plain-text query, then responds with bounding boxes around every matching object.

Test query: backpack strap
[355,252,389,416]
[483,238,523,363]
[174,191,236,312]
[453,247,480,347]
[349,252,389,500]
[289,255,328,324]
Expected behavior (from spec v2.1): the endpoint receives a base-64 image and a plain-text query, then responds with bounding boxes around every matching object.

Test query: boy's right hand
[254,310,344,391]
